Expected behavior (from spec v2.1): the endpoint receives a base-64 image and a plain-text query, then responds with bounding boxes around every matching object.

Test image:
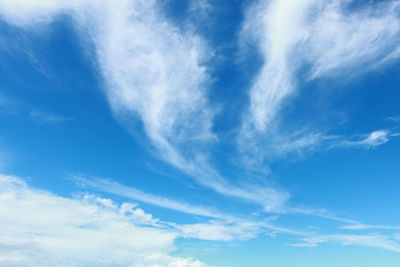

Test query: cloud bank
[0,174,206,266]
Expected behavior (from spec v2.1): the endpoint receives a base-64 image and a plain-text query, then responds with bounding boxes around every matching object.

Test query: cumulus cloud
[0,174,207,266]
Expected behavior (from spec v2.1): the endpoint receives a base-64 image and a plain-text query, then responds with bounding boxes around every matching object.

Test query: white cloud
[0,174,207,266]
[242,0,400,132]
[0,0,290,212]
[2,0,212,168]
[341,224,400,231]
[172,220,263,241]
[0,0,72,26]
[306,1,400,79]
[290,234,400,253]
[337,130,390,149]
[239,0,400,165]
[71,174,231,219]
[3,1,399,241]
[241,0,313,132]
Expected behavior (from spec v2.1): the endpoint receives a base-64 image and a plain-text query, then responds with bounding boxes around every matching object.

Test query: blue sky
[0,0,400,266]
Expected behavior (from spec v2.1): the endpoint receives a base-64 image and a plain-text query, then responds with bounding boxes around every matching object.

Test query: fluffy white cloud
[0,174,206,266]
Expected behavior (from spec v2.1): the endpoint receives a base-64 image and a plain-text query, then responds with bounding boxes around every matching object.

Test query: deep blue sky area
[0,1,400,266]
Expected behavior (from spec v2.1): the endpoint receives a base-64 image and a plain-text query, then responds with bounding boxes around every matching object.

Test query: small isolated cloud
[0,174,207,266]
[338,130,390,149]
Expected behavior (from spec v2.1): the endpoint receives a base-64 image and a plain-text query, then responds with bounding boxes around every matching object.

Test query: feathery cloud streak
[71,174,231,219]
[289,234,400,253]
[239,0,400,167]
[0,0,290,210]
[242,0,400,132]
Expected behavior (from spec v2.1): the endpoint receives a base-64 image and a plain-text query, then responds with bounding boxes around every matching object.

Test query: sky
[0,0,400,266]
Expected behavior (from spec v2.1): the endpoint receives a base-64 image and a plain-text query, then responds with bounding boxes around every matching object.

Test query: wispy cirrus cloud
[70,174,231,220]
[2,1,400,258]
[0,0,290,212]
[239,0,400,165]
[289,234,400,253]
[172,220,265,241]
[0,174,207,266]
[341,223,400,231]
[242,0,400,132]
[334,130,391,149]
[4,173,400,258]
[76,174,400,243]
[0,173,303,250]
[75,176,316,243]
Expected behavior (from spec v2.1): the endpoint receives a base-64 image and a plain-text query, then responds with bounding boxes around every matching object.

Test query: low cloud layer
[0,174,206,266]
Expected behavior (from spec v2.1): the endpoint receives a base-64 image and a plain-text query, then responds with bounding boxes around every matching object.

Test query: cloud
[71,174,232,220]
[289,234,400,253]
[173,220,263,241]
[2,2,399,247]
[242,0,400,132]
[335,130,390,149]
[239,0,400,165]
[70,175,310,241]
[0,0,291,213]
[0,174,207,266]
[169,217,309,242]
[341,224,400,231]
[3,173,398,263]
